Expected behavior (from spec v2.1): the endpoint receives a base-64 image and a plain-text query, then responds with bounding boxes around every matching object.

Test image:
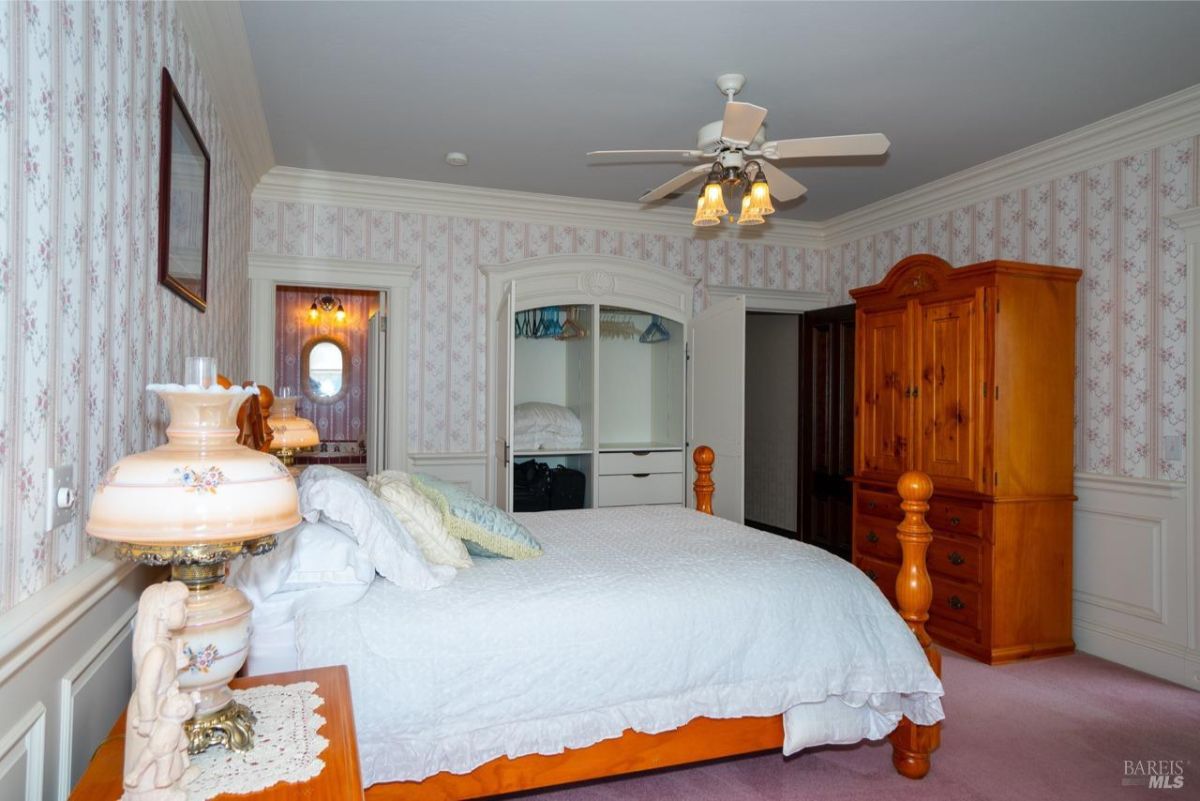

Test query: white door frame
[248,254,417,472]
[706,284,831,314]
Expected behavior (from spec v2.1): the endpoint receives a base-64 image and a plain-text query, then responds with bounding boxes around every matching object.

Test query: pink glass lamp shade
[86,368,301,756]
[266,395,319,466]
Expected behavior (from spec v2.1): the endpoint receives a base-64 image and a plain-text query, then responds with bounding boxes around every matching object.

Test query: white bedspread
[295,506,944,785]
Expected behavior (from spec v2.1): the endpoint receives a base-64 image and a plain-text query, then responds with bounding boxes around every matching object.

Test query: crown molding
[254,166,827,251]
[177,1,275,188]
[707,285,830,313]
[823,82,1200,247]
[249,253,419,287]
[1168,206,1200,242]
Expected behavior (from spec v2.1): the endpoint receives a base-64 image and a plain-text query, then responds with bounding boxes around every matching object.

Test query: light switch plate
[1163,435,1184,463]
[45,464,76,530]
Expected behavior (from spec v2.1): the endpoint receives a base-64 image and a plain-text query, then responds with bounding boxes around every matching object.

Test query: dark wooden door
[798,304,856,560]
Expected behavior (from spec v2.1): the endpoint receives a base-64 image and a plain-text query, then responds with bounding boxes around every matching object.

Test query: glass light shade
[86,384,301,547]
[692,193,721,228]
[748,176,775,215]
[308,303,319,322]
[737,192,764,226]
[266,396,320,451]
[702,179,728,217]
[334,303,347,323]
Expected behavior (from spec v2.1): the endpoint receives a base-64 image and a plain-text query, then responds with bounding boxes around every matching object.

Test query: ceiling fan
[587,74,890,226]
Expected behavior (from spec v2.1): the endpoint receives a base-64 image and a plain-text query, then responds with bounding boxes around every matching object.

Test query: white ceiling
[240,1,1200,221]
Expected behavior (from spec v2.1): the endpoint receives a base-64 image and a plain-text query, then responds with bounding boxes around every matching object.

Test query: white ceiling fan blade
[588,149,707,160]
[761,133,890,160]
[638,164,711,202]
[760,161,807,201]
[720,101,767,147]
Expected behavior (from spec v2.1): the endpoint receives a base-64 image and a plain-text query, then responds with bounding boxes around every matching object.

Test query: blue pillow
[413,474,542,559]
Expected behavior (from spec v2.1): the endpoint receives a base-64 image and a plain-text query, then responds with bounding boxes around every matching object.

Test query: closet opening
[274,285,383,478]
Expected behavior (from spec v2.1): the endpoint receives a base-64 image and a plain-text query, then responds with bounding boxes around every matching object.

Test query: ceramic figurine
[122,582,194,800]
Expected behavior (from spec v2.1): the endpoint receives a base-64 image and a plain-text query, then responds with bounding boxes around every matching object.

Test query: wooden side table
[70,665,363,800]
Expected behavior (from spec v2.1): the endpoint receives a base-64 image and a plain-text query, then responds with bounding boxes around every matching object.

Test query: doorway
[274,285,381,478]
[743,304,856,560]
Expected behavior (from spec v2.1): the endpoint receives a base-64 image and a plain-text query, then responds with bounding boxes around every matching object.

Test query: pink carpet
[522,651,1200,800]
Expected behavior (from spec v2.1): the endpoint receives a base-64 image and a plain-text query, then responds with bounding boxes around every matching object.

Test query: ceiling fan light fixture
[736,190,764,226]
[747,163,775,216]
[692,193,720,227]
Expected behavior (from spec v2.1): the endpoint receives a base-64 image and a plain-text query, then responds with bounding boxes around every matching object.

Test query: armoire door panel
[855,307,909,479]
[915,296,979,491]
[799,304,855,560]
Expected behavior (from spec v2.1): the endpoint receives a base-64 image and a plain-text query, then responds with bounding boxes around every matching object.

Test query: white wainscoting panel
[1071,474,1197,688]
[0,557,156,799]
[0,703,46,801]
[407,452,488,497]
[56,603,137,798]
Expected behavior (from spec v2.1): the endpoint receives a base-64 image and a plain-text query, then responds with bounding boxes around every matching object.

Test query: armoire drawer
[928,534,984,586]
[598,450,683,476]
[854,515,902,562]
[597,473,683,507]
[926,497,984,537]
[856,487,904,521]
[930,577,981,631]
[855,555,898,604]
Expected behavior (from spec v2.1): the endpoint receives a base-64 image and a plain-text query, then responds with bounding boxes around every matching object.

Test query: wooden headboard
[217,374,275,452]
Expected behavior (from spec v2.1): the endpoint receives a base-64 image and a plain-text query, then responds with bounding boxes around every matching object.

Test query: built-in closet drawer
[597,473,683,507]
[598,450,683,476]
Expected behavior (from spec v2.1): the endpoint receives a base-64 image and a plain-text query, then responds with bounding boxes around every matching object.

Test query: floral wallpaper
[250,202,827,455]
[0,1,251,613]
[827,136,1195,482]
[274,286,378,443]
[251,132,1193,485]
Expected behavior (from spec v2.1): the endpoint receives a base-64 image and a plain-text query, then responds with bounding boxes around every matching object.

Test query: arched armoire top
[481,255,699,322]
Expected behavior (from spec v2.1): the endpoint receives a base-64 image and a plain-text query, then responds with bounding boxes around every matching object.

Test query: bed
[237,389,944,798]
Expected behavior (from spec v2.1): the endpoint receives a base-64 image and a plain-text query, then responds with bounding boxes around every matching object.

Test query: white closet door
[493,282,516,508]
[688,294,745,523]
[366,312,387,475]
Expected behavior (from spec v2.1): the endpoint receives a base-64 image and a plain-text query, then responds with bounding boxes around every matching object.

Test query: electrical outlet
[1163,435,1184,462]
[45,464,76,530]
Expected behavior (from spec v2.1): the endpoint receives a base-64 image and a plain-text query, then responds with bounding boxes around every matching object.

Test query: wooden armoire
[850,255,1082,664]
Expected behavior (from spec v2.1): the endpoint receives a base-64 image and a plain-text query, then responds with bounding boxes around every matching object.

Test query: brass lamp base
[275,446,296,466]
[186,699,257,754]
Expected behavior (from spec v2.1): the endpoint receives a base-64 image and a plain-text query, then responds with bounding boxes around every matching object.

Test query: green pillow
[413,475,542,560]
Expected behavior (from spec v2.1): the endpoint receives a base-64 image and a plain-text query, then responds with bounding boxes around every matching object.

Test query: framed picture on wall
[157,67,211,312]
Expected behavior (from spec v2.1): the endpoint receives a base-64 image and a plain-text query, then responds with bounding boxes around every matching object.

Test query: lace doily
[187,681,329,800]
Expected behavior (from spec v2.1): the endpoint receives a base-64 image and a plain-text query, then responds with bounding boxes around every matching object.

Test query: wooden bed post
[889,470,941,779]
[692,446,714,515]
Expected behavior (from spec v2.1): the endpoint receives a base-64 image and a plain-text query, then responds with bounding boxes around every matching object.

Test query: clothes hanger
[556,307,587,340]
[639,315,671,344]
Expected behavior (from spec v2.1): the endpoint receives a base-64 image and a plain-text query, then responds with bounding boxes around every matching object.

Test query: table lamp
[266,392,320,466]
[86,357,301,759]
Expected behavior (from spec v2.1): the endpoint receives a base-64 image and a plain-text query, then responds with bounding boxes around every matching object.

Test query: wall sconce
[309,294,346,323]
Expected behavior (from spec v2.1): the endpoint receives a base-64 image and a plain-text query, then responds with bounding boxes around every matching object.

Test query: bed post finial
[692,446,714,515]
[890,469,941,780]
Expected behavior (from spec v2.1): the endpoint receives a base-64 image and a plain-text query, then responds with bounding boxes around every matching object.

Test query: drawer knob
[948,551,966,566]
[865,569,877,581]
[631,473,650,478]
[948,595,966,610]
[949,515,961,527]
[866,500,877,510]
[866,531,879,544]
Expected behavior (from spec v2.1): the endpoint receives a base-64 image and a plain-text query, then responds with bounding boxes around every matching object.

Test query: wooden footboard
[365,448,940,799]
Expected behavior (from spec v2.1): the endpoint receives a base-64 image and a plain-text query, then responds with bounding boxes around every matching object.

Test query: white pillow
[368,471,473,569]
[297,466,456,590]
[228,520,376,630]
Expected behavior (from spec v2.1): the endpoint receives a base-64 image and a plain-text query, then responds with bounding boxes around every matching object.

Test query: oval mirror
[302,337,348,403]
